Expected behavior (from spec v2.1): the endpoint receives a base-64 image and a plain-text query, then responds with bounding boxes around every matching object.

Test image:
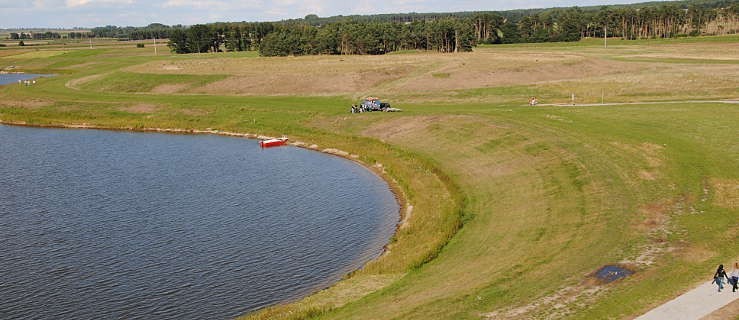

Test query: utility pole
[89,37,93,49]
[601,89,605,105]
[604,25,607,48]
[154,37,158,56]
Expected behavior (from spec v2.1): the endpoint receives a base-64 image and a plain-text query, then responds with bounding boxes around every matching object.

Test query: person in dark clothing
[713,264,730,292]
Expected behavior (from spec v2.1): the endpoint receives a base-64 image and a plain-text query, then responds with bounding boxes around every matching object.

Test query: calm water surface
[0,73,52,85]
[0,125,398,319]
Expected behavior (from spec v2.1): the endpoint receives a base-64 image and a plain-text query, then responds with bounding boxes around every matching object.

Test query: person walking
[713,264,730,292]
[730,262,739,293]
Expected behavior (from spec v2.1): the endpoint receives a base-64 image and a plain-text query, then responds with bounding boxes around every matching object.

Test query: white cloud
[65,0,133,7]
[1,0,670,28]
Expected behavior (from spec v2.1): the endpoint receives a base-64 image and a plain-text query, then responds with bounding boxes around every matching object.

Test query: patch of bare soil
[150,83,188,94]
[125,51,643,96]
[625,198,680,267]
[191,64,415,95]
[119,103,159,114]
[638,170,657,181]
[700,298,739,320]
[397,54,640,93]
[711,178,739,209]
[631,42,739,61]
[0,99,53,109]
[161,64,182,71]
[633,201,671,233]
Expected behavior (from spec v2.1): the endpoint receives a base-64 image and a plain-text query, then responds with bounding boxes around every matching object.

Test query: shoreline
[0,119,410,312]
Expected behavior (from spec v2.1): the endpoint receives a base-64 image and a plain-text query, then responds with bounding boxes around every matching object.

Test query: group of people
[528,96,539,106]
[350,104,368,113]
[18,79,36,86]
[713,262,739,292]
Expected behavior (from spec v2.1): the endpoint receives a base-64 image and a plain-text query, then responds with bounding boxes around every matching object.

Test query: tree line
[8,31,93,40]
[9,32,61,40]
[91,23,185,40]
[166,1,738,56]
[64,0,739,55]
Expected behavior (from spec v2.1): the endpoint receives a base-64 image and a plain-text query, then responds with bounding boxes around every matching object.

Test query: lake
[0,124,399,319]
[0,73,52,85]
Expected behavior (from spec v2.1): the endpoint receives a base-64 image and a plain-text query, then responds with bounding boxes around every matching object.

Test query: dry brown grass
[678,245,717,263]
[178,108,210,116]
[700,298,739,320]
[0,50,25,58]
[117,42,738,104]
[122,51,638,97]
[126,55,426,95]
[609,142,666,183]
[119,103,159,114]
[0,98,53,109]
[394,53,638,93]
[711,178,739,209]
[627,42,739,61]
[150,83,188,94]
[66,73,107,90]
[60,61,102,70]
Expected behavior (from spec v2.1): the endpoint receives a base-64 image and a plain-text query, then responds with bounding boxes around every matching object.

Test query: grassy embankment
[0,35,737,319]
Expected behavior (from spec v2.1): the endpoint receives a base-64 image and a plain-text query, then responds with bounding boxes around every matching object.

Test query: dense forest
[8,0,735,55]
[164,0,739,55]
[90,23,184,40]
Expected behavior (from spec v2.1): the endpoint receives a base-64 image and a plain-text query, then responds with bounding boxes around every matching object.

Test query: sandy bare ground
[150,83,189,94]
[701,298,739,320]
[118,103,159,114]
[112,42,739,101]
[123,51,640,96]
[636,280,738,320]
[0,99,53,109]
[623,42,739,61]
[540,99,739,107]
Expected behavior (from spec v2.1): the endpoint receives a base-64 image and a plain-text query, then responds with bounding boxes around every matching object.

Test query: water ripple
[0,124,399,319]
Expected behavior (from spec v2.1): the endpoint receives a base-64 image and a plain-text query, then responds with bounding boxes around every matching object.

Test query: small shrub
[136,43,145,48]
[18,40,25,46]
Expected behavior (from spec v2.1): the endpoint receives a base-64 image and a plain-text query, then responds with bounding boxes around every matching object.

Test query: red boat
[259,137,288,148]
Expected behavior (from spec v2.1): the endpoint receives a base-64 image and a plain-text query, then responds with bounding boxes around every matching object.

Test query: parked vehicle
[350,97,399,113]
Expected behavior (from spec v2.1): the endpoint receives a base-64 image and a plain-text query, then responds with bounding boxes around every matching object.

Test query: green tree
[187,24,213,53]
[167,29,190,53]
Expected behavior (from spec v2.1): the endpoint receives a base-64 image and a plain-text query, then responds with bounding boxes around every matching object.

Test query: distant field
[0,35,737,320]
[111,35,739,103]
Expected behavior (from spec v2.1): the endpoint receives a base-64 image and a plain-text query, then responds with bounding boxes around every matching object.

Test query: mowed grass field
[0,35,737,319]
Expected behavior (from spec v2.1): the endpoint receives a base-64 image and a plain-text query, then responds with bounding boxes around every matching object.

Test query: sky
[0,0,665,29]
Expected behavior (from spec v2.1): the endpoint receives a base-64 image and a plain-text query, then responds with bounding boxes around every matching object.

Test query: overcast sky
[1,0,665,29]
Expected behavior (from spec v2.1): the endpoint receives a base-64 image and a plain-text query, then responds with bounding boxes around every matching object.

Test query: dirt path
[635,280,738,320]
[539,99,739,107]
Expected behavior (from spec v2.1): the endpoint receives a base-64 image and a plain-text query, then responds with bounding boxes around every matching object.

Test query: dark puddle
[594,264,634,284]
